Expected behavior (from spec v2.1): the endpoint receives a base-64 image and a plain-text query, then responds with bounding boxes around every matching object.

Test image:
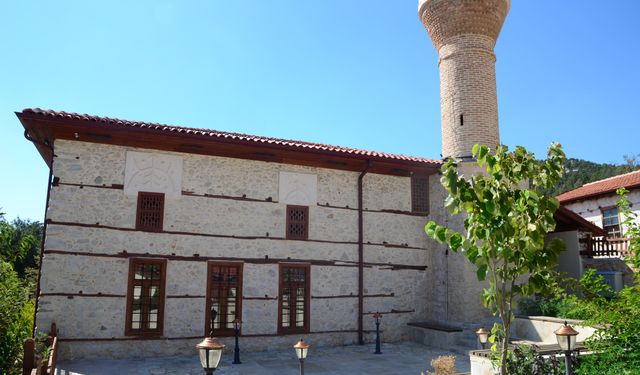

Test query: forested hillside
[545,157,640,197]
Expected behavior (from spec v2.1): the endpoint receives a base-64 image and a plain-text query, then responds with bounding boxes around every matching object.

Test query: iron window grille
[136,192,165,232]
[205,262,243,337]
[125,258,167,336]
[278,264,310,334]
[286,205,309,240]
[411,174,429,214]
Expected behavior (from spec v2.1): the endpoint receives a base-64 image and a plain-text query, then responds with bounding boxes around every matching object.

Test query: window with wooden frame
[602,207,622,237]
[286,205,309,240]
[411,174,429,214]
[136,192,165,232]
[125,258,167,336]
[278,264,310,334]
[205,262,243,337]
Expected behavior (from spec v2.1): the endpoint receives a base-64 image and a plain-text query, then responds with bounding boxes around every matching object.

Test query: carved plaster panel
[124,151,183,198]
[279,172,317,206]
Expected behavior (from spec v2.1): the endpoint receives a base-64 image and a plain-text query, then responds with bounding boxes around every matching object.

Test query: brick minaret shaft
[419,0,509,160]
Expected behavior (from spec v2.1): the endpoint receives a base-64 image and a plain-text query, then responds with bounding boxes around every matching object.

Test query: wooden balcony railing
[581,236,633,258]
[22,323,57,375]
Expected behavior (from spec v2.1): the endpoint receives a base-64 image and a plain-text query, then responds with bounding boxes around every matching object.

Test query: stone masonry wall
[39,140,443,360]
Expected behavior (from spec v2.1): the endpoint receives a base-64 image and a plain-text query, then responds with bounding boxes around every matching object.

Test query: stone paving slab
[56,342,470,375]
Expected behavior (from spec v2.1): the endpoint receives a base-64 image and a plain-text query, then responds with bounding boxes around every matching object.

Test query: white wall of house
[548,230,585,280]
[563,191,640,235]
[36,139,487,359]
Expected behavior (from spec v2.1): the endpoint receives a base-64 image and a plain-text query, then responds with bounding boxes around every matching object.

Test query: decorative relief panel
[124,151,183,198]
[279,172,317,206]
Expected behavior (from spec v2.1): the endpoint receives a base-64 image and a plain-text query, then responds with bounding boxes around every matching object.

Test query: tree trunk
[500,331,509,375]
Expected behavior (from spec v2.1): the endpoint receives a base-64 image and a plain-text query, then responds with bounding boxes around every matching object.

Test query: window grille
[279,264,310,334]
[205,262,243,336]
[136,192,165,232]
[125,258,166,336]
[411,174,429,214]
[286,205,309,240]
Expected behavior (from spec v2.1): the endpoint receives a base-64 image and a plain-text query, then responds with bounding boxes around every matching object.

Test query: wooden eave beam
[16,113,441,176]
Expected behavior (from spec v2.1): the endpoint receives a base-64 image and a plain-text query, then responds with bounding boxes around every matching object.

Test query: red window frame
[278,263,310,335]
[125,258,167,336]
[136,192,165,232]
[204,262,243,337]
[286,205,309,240]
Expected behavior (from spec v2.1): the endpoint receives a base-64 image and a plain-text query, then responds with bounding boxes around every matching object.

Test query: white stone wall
[423,172,491,325]
[563,191,640,234]
[39,140,441,360]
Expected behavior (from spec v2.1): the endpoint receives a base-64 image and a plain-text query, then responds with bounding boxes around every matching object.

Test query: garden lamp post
[475,327,490,350]
[196,308,225,374]
[232,318,242,364]
[294,338,309,375]
[373,312,382,354]
[555,321,579,375]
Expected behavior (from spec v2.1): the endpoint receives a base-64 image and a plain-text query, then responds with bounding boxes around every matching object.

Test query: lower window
[205,262,243,336]
[125,258,167,336]
[278,263,310,334]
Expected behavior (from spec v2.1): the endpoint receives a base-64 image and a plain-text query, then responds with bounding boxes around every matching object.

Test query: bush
[0,260,34,375]
[503,345,567,375]
[423,355,457,375]
[517,269,612,321]
[575,284,640,374]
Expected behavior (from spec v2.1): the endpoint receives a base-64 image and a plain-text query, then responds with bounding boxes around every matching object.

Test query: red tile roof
[20,108,441,166]
[557,170,640,204]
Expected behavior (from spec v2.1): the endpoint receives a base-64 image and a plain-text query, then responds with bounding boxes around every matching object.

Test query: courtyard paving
[56,342,471,375]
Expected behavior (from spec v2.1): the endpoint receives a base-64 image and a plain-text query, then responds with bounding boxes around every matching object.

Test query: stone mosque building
[18,0,593,360]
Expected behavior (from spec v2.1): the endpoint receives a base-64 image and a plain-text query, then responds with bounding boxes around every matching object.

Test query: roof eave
[17,110,442,176]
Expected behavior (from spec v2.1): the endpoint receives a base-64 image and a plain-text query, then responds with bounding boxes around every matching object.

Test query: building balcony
[581,236,633,258]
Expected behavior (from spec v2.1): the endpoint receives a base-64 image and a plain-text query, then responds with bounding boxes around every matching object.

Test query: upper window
[136,192,165,232]
[411,174,429,214]
[205,262,243,337]
[602,207,622,237]
[125,258,166,336]
[278,264,310,334]
[286,205,309,240]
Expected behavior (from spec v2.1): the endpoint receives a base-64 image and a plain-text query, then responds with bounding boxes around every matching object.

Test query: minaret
[419,0,509,160]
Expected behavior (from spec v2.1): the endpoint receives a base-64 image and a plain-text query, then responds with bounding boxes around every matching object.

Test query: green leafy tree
[0,214,41,278]
[543,157,640,197]
[616,187,640,270]
[0,260,34,375]
[425,143,567,375]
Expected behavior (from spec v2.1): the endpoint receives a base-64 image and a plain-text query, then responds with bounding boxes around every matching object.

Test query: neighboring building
[557,170,640,287]
[558,170,640,238]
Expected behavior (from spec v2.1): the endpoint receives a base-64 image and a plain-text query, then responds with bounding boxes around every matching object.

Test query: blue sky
[1,1,639,221]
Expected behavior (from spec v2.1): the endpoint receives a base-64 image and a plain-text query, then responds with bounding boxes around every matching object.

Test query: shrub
[503,345,566,375]
[517,269,613,321]
[575,284,640,374]
[0,261,34,375]
[423,355,457,375]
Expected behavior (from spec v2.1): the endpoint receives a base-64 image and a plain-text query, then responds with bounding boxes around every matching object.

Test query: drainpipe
[357,160,372,345]
[24,130,54,336]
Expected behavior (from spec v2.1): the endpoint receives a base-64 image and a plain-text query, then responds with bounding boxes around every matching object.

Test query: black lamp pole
[232,319,242,364]
[564,350,573,375]
[373,312,382,354]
